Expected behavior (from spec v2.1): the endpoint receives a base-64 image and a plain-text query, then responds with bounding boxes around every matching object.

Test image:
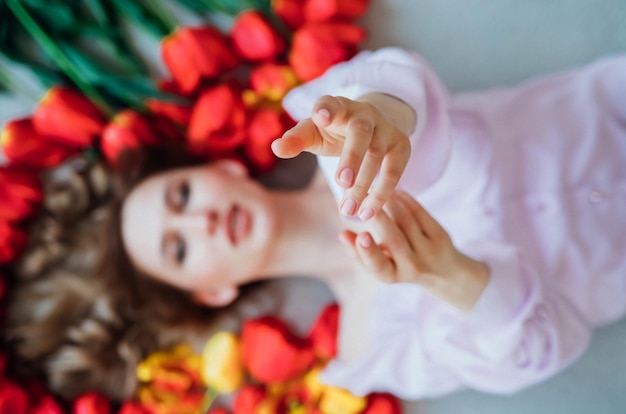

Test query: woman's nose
[169,211,218,234]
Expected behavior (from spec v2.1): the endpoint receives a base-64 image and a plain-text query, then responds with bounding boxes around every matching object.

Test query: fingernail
[359,208,374,221]
[340,198,357,216]
[359,233,372,248]
[317,108,330,120]
[338,168,354,187]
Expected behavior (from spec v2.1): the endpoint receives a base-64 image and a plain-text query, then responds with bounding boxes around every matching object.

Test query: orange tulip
[0,167,43,222]
[249,64,299,102]
[241,316,316,383]
[308,303,339,361]
[188,83,248,154]
[32,87,107,148]
[304,0,369,22]
[362,393,403,414]
[246,109,292,172]
[162,26,240,94]
[231,11,286,62]
[1,118,75,169]
[201,331,245,393]
[272,0,306,29]
[72,392,110,414]
[100,110,160,164]
[289,23,366,81]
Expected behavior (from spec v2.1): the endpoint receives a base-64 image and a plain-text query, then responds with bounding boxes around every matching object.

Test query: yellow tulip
[201,331,245,393]
[319,386,367,414]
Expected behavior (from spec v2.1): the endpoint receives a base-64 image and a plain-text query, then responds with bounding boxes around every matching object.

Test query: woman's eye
[175,237,186,264]
[177,181,190,209]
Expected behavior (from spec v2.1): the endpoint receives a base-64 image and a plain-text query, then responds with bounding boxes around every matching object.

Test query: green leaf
[101,75,187,104]
[109,0,172,38]
[29,3,78,33]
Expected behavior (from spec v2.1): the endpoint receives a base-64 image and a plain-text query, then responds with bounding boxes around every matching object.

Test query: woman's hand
[341,190,490,312]
[272,93,415,221]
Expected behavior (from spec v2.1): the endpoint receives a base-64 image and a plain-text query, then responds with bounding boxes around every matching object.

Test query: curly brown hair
[3,143,274,402]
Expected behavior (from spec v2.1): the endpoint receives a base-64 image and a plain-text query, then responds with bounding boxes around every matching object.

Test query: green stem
[6,0,114,117]
[200,388,219,413]
[138,0,178,35]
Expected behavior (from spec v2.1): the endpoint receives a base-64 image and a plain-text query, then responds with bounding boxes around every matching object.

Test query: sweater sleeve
[320,240,591,399]
[281,47,452,201]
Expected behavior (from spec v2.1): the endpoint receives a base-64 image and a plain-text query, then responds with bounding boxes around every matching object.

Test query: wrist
[357,92,417,136]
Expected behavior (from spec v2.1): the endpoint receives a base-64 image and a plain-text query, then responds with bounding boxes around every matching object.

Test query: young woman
[9,47,626,401]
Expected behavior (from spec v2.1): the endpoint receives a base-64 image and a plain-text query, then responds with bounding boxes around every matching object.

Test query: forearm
[422,252,490,312]
[357,92,417,137]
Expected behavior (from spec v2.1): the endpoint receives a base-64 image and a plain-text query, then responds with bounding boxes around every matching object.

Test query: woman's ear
[193,286,239,307]
[213,159,249,178]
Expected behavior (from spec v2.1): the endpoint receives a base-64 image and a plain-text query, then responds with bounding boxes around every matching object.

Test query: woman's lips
[228,204,251,246]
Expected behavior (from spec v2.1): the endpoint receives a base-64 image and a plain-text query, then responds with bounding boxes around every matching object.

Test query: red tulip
[304,0,369,22]
[241,316,316,383]
[100,110,159,164]
[289,22,366,81]
[162,26,240,94]
[116,401,149,414]
[1,118,75,169]
[30,395,64,414]
[272,0,306,29]
[362,393,403,414]
[245,109,293,172]
[233,384,267,414]
[0,222,27,265]
[231,11,286,61]
[188,83,247,154]
[145,98,192,126]
[249,63,299,101]
[32,87,107,148]
[0,167,43,222]
[0,381,29,414]
[73,392,110,414]
[207,408,230,414]
[308,303,339,361]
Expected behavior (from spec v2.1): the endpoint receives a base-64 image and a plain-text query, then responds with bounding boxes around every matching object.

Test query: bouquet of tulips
[0,0,404,412]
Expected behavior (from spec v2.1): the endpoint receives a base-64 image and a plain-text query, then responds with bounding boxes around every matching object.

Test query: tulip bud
[0,222,27,265]
[231,11,286,61]
[246,109,291,172]
[1,118,75,169]
[162,26,240,94]
[233,385,267,414]
[72,392,110,414]
[145,98,192,126]
[319,386,367,414]
[0,381,30,414]
[0,167,43,222]
[32,87,106,148]
[30,395,64,414]
[362,393,403,414]
[272,0,306,29]
[250,64,299,102]
[308,303,339,361]
[100,110,159,164]
[289,23,366,81]
[188,83,248,154]
[201,331,245,394]
[304,0,369,22]
[241,316,316,383]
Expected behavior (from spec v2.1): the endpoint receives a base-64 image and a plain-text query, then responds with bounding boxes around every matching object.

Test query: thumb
[272,118,322,159]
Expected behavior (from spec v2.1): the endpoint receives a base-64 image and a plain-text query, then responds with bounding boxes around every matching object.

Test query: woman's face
[121,161,278,304]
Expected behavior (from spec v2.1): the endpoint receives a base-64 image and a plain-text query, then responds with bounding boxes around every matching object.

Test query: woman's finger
[354,232,397,283]
[272,118,325,158]
[360,138,411,219]
[396,191,447,240]
[367,208,413,260]
[340,151,383,217]
[335,114,375,189]
[384,192,427,252]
